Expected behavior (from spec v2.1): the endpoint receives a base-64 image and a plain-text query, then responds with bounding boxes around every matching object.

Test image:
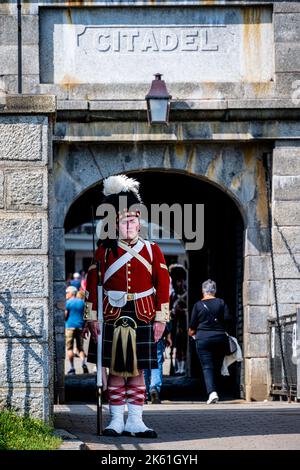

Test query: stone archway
[53,141,272,402]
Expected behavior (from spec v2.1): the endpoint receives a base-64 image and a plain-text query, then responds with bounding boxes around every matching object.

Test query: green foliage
[0,409,62,450]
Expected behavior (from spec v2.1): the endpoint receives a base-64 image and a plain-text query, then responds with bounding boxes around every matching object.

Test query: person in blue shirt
[69,272,82,291]
[65,286,89,375]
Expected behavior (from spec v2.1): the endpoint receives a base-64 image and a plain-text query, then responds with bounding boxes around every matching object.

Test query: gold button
[128,270,131,274]
[110,310,113,313]
[128,263,131,267]
[128,277,131,281]
[128,286,131,290]
[144,310,147,313]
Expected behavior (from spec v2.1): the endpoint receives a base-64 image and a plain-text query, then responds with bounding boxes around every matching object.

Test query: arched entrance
[62,168,245,400]
[53,141,271,403]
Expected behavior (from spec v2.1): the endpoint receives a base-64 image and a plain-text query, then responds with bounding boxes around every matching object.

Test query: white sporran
[107,290,128,307]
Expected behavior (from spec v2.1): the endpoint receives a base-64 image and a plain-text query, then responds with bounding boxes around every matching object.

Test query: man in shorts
[65,286,89,375]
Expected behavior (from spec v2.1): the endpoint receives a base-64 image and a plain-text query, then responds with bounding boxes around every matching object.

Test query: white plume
[103,175,141,201]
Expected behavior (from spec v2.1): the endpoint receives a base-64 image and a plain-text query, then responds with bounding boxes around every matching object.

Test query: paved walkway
[54,401,300,450]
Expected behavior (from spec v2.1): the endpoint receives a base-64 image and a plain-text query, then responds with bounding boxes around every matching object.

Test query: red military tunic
[85,238,170,324]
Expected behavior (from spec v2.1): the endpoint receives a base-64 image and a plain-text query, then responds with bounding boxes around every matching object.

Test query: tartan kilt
[88,301,158,370]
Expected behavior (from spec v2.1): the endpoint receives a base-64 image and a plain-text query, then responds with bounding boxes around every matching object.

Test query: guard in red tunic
[84,175,170,437]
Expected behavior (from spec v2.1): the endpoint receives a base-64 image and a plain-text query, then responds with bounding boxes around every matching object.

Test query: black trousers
[195,331,228,395]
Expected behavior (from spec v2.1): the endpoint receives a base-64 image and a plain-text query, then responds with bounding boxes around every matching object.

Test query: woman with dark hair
[188,279,232,404]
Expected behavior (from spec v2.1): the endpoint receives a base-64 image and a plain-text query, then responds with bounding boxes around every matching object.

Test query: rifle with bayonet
[85,207,103,435]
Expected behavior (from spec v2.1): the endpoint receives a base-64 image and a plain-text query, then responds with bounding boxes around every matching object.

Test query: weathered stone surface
[245,228,269,256]
[53,281,67,310]
[0,116,45,161]
[0,216,46,251]
[276,279,300,303]
[273,148,300,176]
[0,45,39,75]
[0,389,49,421]
[0,15,16,46]
[273,201,300,226]
[244,333,268,358]
[53,256,65,282]
[52,228,65,256]
[275,71,300,98]
[40,6,274,86]
[57,100,88,111]
[0,298,47,338]
[274,3,300,14]
[273,253,300,279]
[0,171,3,208]
[273,226,300,254]
[53,201,68,229]
[0,15,38,46]
[276,43,300,73]
[53,142,265,228]
[273,176,300,200]
[0,45,18,75]
[245,383,269,401]
[54,308,65,328]
[244,306,269,334]
[0,257,48,296]
[55,333,66,357]
[0,74,41,98]
[243,280,270,306]
[22,15,39,46]
[245,357,269,385]
[35,83,69,100]
[271,303,297,318]
[54,120,300,143]
[244,255,271,281]
[274,13,300,43]
[6,170,47,209]
[0,340,47,386]
[1,96,56,115]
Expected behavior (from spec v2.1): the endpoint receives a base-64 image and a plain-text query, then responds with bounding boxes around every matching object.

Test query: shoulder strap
[200,301,218,323]
[118,240,152,274]
[143,239,153,262]
[103,239,144,283]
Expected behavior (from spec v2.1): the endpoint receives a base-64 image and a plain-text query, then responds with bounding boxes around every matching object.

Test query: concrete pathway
[54,401,300,450]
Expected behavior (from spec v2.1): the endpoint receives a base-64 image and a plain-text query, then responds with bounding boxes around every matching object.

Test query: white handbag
[106,290,128,307]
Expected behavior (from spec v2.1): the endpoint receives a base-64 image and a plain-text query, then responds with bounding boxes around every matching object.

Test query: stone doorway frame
[52,141,273,403]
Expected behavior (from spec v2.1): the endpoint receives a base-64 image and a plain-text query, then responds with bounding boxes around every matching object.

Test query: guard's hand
[89,320,100,343]
[81,324,89,339]
[153,321,165,342]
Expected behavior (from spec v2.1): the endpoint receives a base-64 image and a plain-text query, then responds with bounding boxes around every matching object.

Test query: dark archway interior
[65,170,244,399]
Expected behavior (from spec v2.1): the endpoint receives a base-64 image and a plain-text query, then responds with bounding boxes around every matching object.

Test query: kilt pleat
[88,301,158,370]
[103,301,158,370]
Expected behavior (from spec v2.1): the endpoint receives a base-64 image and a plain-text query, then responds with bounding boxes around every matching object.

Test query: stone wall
[0,96,55,421]
[273,141,300,314]
[0,1,299,104]
[0,1,299,408]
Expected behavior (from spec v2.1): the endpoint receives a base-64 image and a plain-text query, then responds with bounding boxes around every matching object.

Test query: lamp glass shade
[148,98,169,123]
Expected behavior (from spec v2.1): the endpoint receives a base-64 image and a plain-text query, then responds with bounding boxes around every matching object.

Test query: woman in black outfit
[188,279,232,404]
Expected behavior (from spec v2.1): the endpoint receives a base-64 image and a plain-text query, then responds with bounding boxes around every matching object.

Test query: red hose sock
[107,385,126,406]
[126,385,146,405]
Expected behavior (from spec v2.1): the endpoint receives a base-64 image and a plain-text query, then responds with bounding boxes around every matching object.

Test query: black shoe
[123,429,157,438]
[67,368,75,375]
[103,428,122,437]
[82,364,89,374]
[150,388,161,404]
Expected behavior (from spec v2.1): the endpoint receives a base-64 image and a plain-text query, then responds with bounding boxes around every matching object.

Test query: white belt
[104,287,155,302]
